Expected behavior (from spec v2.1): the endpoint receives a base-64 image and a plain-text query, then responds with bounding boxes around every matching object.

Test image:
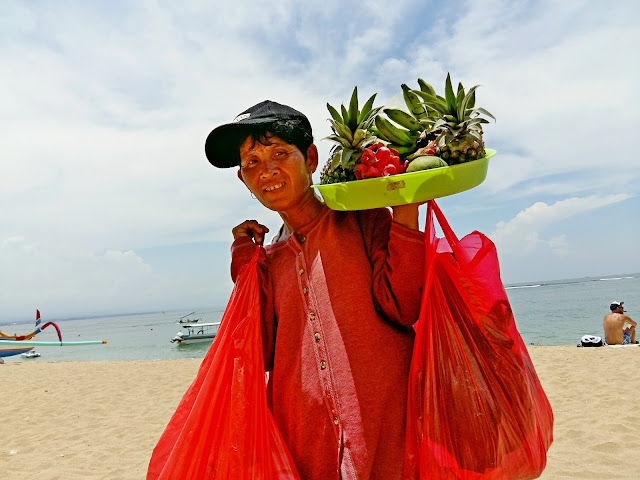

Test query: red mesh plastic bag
[147,250,300,479]
[405,201,553,480]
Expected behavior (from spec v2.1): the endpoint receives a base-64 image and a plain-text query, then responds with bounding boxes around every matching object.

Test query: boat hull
[173,334,216,344]
[171,321,220,344]
[0,346,34,358]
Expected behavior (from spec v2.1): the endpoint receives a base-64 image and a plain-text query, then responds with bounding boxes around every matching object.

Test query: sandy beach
[1,345,639,479]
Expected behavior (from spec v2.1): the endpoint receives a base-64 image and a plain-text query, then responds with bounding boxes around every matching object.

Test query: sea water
[1,274,638,363]
[0,309,224,363]
[507,273,639,346]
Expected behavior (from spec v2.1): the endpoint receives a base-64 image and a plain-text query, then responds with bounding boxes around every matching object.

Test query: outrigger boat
[0,310,107,358]
[177,311,202,324]
[0,310,61,358]
[171,322,220,344]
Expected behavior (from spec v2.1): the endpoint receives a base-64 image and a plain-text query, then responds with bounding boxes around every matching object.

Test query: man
[603,301,637,345]
[210,101,424,479]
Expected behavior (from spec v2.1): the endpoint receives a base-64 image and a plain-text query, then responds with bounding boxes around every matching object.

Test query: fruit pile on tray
[313,74,496,211]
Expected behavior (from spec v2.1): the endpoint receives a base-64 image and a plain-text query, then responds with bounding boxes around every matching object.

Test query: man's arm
[622,315,637,328]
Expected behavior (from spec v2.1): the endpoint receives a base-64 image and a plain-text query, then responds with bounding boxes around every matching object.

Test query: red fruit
[360,149,375,166]
[354,142,407,179]
[365,166,381,178]
[383,164,397,176]
[376,146,391,163]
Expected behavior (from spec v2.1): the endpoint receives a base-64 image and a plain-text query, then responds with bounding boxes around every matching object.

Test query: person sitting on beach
[205,100,425,480]
[603,301,637,345]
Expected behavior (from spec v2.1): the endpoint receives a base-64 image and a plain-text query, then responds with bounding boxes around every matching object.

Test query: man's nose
[260,157,280,177]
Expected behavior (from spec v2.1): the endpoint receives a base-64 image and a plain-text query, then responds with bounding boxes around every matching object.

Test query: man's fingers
[232,220,269,244]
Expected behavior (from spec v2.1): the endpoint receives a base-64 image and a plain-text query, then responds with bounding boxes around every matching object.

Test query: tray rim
[313,148,496,189]
[312,149,496,210]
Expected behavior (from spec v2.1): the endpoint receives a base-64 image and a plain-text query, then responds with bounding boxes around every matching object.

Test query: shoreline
[1,346,639,479]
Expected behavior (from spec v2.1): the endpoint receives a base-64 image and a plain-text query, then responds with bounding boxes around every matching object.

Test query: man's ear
[237,168,246,184]
[306,144,319,174]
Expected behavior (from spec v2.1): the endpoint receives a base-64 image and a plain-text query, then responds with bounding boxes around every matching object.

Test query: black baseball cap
[205,100,312,168]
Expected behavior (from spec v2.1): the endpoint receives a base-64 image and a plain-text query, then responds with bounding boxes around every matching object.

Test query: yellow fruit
[405,155,447,172]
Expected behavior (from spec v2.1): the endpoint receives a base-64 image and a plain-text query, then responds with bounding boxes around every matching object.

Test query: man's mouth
[264,182,285,192]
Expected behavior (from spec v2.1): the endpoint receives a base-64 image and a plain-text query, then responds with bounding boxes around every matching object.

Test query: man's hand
[232,220,270,246]
[391,203,422,231]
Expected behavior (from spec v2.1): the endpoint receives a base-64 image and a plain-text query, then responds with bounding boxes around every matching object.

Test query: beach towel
[404,200,554,480]
[147,250,299,480]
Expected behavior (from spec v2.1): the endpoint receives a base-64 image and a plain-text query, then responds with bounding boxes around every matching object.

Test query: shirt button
[303,286,309,294]
[333,416,339,425]
[314,332,321,342]
[298,235,306,243]
[298,268,304,275]
[309,311,316,320]
[320,361,327,370]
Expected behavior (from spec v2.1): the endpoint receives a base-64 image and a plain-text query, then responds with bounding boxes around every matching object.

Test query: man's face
[237,134,317,212]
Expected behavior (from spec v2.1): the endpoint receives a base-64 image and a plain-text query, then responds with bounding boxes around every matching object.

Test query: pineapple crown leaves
[412,73,496,124]
[411,73,495,144]
[325,87,380,135]
[323,86,381,173]
[325,88,381,139]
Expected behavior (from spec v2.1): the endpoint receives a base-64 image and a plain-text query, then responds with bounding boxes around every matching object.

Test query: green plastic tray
[313,149,496,211]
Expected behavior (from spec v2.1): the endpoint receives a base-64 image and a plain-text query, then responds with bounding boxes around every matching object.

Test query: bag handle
[428,200,459,248]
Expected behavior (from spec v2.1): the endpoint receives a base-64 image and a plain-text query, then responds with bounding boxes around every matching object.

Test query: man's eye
[242,158,258,168]
[275,150,287,156]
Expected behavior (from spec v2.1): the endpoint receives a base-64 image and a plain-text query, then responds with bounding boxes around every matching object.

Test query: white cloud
[424,1,640,195]
[0,235,231,319]
[490,194,631,254]
[1,0,639,318]
[546,234,569,255]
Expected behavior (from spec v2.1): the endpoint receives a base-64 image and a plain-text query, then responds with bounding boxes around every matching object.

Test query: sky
[1,0,639,322]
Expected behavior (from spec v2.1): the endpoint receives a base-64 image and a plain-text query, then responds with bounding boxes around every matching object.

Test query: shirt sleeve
[358,208,425,327]
[230,236,276,370]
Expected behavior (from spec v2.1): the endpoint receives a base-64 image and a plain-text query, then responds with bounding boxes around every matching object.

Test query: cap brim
[205,116,280,168]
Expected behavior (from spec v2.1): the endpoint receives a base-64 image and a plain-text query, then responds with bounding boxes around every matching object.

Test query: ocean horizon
[2,272,638,363]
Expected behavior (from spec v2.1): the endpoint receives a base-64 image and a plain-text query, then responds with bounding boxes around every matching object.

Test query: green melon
[405,155,448,173]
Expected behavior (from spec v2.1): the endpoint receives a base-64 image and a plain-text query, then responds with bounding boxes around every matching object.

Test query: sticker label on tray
[386,180,406,191]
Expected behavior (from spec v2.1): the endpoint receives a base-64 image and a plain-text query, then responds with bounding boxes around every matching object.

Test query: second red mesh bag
[405,200,554,480]
[147,250,300,479]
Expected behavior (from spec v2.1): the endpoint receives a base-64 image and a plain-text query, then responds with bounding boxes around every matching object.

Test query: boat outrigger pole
[0,311,107,357]
[0,339,107,347]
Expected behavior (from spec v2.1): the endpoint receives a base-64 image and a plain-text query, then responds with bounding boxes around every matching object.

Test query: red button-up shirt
[231,206,425,480]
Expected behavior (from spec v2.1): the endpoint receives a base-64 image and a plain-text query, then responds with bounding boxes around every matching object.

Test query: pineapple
[319,87,381,184]
[412,73,495,165]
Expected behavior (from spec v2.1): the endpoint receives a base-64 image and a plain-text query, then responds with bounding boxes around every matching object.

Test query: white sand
[1,346,639,479]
